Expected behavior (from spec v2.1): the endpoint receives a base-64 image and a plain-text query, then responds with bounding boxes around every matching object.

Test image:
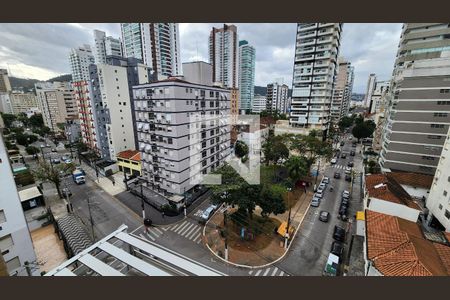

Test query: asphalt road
[277,135,364,276]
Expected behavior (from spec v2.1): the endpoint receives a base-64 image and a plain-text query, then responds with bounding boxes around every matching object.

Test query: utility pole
[183,187,187,217]
[285,187,292,249]
[140,184,145,221]
[314,158,321,191]
[224,210,228,261]
[87,196,95,241]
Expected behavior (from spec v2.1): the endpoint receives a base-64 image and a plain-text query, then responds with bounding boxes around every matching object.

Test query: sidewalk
[80,161,127,196]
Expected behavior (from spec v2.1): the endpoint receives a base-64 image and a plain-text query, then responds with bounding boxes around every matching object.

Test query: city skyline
[0,23,402,93]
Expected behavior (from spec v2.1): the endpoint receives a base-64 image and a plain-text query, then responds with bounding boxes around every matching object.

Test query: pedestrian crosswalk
[248,266,290,276]
[331,164,347,170]
[163,220,203,244]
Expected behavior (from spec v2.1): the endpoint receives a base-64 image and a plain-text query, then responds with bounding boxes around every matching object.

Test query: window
[431,124,444,128]
[0,234,13,252]
[445,210,450,219]
[209,91,214,97]
[434,113,448,117]
[0,209,6,223]
[168,138,173,145]
[428,135,442,140]
[6,256,20,272]
[439,204,443,210]
[439,89,450,93]
[186,100,189,105]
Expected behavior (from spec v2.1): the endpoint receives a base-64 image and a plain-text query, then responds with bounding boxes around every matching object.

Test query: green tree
[259,185,287,218]
[16,113,30,128]
[25,145,39,155]
[338,116,354,130]
[33,160,75,198]
[284,155,308,187]
[29,114,44,128]
[15,133,37,146]
[0,113,16,128]
[352,122,373,142]
[234,140,249,159]
[262,135,289,165]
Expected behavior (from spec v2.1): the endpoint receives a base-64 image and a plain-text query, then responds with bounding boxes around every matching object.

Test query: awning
[18,186,42,203]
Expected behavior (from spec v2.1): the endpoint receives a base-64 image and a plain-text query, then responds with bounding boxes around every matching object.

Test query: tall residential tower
[238,40,256,113]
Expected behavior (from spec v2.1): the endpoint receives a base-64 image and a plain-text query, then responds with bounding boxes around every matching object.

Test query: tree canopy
[234,140,249,159]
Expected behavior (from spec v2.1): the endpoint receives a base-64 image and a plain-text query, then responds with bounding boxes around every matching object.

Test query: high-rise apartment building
[133,71,231,200]
[369,80,390,114]
[69,45,95,82]
[93,29,122,64]
[238,40,255,112]
[35,82,77,131]
[364,74,377,109]
[380,23,450,175]
[0,120,38,276]
[0,69,12,93]
[209,24,239,89]
[0,93,13,114]
[251,95,267,113]
[290,23,343,137]
[9,93,38,115]
[426,126,450,232]
[120,23,182,79]
[330,58,354,122]
[266,82,289,114]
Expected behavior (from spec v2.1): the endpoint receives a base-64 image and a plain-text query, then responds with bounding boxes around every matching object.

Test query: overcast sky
[0,23,402,93]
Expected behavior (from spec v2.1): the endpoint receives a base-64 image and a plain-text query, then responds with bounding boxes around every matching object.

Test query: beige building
[0,69,12,93]
[35,82,77,132]
[9,93,39,115]
[331,58,354,122]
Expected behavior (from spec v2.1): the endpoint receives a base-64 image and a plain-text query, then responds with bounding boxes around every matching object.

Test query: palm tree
[284,155,308,188]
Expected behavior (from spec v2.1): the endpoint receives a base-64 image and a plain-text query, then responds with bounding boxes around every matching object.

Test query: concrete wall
[368,198,420,222]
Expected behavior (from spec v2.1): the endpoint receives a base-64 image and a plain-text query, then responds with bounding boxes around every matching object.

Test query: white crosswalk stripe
[179,223,195,237]
[187,227,201,240]
[173,221,189,233]
[279,270,284,276]
[249,267,288,276]
[153,227,163,234]
[271,267,278,276]
[147,228,160,239]
[145,232,156,241]
[249,270,253,275]
[254,270,262,276]
[162,226,170,231]
[193,232,202,243]
[170,221,184,232]
[183,224,199,238]
[263,268,271,276]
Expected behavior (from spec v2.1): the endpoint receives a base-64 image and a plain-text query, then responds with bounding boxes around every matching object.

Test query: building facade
[238,40,256,113]
[426,126,450,232]
[266,82,289,114]
[0,69,12,93]
[69,44,95,82]
[93,29,122,64]
[120,23,182,79]
[133,77,231,199]
[9,93,38,115]
[251,95,267,113]
[35,82,77,131]
[331,58,354,122]
[0,124,38,276]
[0,93,12,114]
[290,23,343,138]
[73,81,98,151]
[380,23,450,175]
[369,80,390,114]
[364,74,377,109]
[116,150,141,177]
[209,24,239,89]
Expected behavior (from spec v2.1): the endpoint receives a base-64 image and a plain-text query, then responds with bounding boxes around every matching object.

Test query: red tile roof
[117,150,140,161]
[388,172,434,189]
[366,210,450,276]
[365,174,421,210]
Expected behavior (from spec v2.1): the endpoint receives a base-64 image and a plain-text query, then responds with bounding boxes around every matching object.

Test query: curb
[203,195,312,269]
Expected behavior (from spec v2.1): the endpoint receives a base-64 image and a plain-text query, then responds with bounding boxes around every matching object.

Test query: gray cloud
[0,23,402,93]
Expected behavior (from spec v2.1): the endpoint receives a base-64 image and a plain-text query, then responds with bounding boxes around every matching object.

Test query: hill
[10,74,72,91]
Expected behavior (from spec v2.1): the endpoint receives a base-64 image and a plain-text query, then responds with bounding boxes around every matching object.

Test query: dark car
[334,172,341,179]
[319,211,330,222]
[341,153,347,159]
[345,174,352,182]
[350,150,355,156]
[51,148,57,152]
[340,141,345,146]
[333,226,346,242]
[352,141,357,147]
[62,188,72,198]
[331,241,344,258]
[347,161,354,167]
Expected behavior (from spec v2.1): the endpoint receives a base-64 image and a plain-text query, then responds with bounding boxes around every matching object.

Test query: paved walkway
[80,161,127,196]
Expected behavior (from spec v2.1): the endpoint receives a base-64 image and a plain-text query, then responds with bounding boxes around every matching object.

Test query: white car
[345,166,352,174]
[201,206,216,221]
[311,197,320,207]
[322,177,330,184]
[343,190,350,197]
[331,158,337,164]
[315,191,323,199]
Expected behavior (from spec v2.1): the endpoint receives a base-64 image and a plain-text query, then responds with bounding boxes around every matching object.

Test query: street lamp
[285,187,292,250]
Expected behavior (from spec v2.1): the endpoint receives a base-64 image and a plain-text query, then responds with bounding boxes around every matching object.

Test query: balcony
[296,47,315,55]
[298,23,318,31]
[296,54,314,62]
[298,31,316,39]
[316,37,333,44]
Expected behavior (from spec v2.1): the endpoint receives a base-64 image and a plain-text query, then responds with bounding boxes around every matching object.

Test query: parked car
[348,136,353,141]
[319,211,330,222]
[350,150,355,156]
[341,198,349,206]
[315,191,323,199]
[341,153,347,159]
[345,166,352,174]
[64,158,73,164]
[51,148,57,152]
[347,161,354,167]
[322,177,330,184]
[333,226,346,242]
[319,182,326,190]
[342,190,350,198]
[334,172,341,179]
[311,197,320,207]
[352,141,357,147]
[61,155,69,161]
[331,241,344,258]
[201,205,216,221]
[62,187,72,198]
[51,158,61,164]
[345,174,352,182]
[330,158,337,164]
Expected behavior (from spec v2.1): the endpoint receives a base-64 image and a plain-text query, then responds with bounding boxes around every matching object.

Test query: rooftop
[366,210,450,276]
[387,172,433,190]
[365,174,421,210]
[117,149,140,161]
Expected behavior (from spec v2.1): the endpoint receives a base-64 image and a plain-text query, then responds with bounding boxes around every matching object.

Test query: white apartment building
[0,93,13,114]
[133,75,231,199]
[290,23,343,137]
[426,126,450,232]
[0,125,38,276]
[93,29,122,64]
[35,82,77,131]
[364,74,377,109]
[89,64,136,160]
[331,58,354,122]
[209,24,239,89]
[267,82,289,114]
[369,80,390,114]
[251,95,267,113]
[9,92,38,115]
[120,23,182,79]
[69,44,95,82]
